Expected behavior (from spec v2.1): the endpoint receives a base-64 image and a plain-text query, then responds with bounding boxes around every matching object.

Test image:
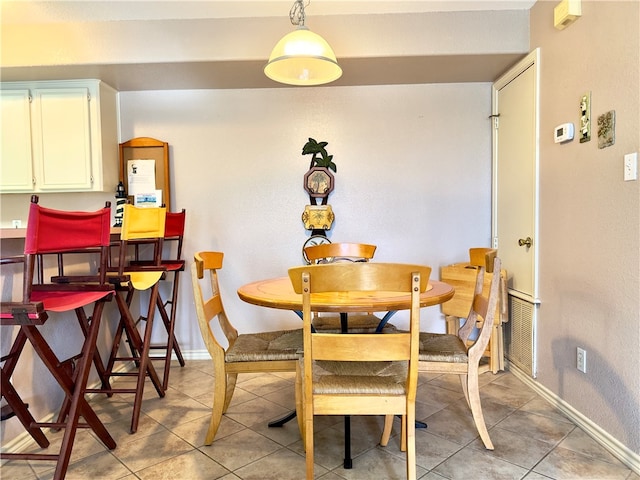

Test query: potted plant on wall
[302,137,336,205]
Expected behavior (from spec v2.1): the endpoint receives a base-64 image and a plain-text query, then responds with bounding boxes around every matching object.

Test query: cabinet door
[31,88,93,191]
[1,89,34,191]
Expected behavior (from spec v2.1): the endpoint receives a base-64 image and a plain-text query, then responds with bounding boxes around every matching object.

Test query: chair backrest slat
[304,242,376,264]
[311,332,411,361]
[289,262,430,294]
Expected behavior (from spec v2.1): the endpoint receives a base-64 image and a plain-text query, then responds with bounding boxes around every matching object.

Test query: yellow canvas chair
[89,204,167,433]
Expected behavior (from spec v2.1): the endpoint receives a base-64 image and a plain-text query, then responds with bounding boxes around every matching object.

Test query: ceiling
[2,1,537,23]
[1,1,536,90]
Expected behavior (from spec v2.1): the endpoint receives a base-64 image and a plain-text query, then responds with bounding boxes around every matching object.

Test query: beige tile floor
[2,359,638,479]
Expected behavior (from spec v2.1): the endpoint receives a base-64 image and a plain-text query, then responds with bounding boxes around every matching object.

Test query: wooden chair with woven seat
[303,242,395,333]
[289,262,430,480]
[440,247,508,373]
[400,248,501,450]
[191,251,303,444]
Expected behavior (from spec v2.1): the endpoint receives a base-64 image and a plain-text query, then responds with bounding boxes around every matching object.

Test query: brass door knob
[518,237,532,248]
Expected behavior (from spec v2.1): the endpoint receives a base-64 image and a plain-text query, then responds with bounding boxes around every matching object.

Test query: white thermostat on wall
[554,123,574,143]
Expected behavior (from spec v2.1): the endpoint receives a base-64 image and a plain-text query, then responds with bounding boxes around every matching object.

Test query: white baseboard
[508,362,640,475]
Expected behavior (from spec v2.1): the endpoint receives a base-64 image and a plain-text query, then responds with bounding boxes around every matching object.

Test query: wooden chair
[289,262,430,480]
[303,242,393,333]
[87,204,167,433]
[440,247,508,373]
[0,195,116,480]
[413,249,502,450]
[191,251,303,444]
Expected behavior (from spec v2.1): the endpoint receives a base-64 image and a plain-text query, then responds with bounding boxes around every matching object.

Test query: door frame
[491,48,541,303]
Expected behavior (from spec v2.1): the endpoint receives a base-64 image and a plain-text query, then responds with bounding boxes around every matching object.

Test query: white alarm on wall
[554,123,574,143]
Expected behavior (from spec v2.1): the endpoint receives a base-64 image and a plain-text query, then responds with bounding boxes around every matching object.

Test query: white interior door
[492,49,540,302]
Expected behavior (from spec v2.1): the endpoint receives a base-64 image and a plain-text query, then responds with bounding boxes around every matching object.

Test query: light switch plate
[624,152,638,181]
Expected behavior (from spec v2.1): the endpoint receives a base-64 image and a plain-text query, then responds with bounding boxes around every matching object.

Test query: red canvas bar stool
[89,204,167,434]
[1,258,49,450]
[0,196,116,480]
[153,209,187,389]
[124,209,186,390]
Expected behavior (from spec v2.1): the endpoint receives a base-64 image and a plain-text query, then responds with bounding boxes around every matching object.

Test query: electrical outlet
[12,220,21,228]
[624,152,638,181]
[577,347,587,373]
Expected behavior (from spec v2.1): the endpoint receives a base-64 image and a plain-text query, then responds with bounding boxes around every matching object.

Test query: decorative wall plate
[301,204,334,231]
[303,167,334,199]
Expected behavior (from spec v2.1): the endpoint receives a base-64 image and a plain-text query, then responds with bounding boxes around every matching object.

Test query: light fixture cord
[289,0,308,27]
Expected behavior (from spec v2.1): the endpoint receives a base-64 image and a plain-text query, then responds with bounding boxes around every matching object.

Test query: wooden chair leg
[459,373,471,408]
[305,397,314,480]
[223,372,238,412]
[445,314,459,334]
[406,408,416,480]
[295,362,305,448]
[380,414,394,446]
[400,415,407,452]
[204,365,227,445]
[490,324,499,373]
[466,370,493,450]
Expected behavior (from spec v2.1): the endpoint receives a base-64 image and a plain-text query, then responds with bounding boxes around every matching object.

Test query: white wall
[118,83,493,340]
[0,81,493,444]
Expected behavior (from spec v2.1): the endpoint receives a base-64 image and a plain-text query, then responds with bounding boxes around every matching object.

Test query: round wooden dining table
[237,273,454,469]
[237,276,455,313]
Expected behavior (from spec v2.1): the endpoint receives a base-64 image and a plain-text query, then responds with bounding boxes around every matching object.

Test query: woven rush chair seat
[225,329,302,362]
[418,332,468,363]
[310,359,407,395]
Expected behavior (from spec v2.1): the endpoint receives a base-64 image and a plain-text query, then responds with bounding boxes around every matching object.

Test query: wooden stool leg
[128,284,165,433]
[1,368,50,448]
[21,305,116,480]
[1,329,50,448]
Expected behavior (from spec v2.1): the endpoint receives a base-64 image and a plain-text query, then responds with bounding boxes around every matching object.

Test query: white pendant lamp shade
[264,26,342,86]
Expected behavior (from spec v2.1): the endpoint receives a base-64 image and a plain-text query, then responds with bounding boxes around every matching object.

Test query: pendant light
[264,0,342,86]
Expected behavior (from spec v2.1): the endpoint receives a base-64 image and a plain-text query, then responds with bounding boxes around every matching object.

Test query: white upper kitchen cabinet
[0,80,118,193]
